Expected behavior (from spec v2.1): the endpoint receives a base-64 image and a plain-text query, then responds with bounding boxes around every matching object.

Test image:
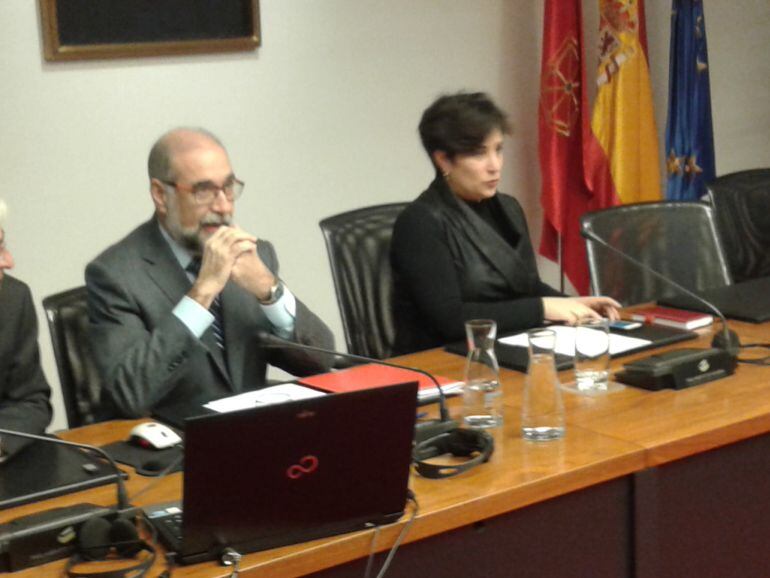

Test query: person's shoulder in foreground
[86,127,333,422]
[0,198,53,463]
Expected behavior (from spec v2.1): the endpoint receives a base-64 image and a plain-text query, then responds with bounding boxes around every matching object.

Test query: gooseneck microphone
[256,331,458,442]
[582,222,741,356]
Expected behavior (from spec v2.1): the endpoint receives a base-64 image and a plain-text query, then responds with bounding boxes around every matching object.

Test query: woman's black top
[390,177,563,355]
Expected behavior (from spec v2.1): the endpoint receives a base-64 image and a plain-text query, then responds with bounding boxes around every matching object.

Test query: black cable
[137,511,178,578]
[363,526,382,578]
[139,514,159,578]
[131,456,183,577]
[736,343,770,365]
[129,450,185,503]
[362,492,419,578]
[157,551,177,578]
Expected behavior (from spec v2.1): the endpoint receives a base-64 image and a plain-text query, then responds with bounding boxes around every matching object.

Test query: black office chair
[581,201,732,306]
[707,168,770,283]
[43,286,104,428]
[319,203,408,360]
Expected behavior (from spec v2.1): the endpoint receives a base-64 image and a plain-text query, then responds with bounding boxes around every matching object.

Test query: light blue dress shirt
[158,224,296,340]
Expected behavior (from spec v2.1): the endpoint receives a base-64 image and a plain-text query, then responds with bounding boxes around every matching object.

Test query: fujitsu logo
[286,455,319,479]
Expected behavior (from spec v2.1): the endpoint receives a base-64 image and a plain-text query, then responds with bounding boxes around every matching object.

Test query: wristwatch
[259,280,284,305]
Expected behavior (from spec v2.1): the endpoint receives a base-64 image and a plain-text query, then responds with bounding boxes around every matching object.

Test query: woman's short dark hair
[418,92,510,162]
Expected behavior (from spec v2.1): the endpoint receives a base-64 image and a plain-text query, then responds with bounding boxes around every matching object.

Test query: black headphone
[412,428,494,479]
[64,513,156,578]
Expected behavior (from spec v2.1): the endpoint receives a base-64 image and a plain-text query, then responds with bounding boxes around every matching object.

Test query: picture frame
[39,0,260,62]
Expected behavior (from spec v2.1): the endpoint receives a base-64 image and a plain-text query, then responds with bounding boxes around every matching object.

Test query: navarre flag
[538,0,617,295]
[586,0,662,204]
[665,0,716,200]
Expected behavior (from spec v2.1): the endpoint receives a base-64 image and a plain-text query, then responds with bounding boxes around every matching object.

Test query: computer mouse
[129,422,182,450]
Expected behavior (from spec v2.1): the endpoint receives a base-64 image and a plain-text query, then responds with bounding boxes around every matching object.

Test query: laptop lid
[0,437,122,510]
[178,381,418,564]
[660,276,770,323]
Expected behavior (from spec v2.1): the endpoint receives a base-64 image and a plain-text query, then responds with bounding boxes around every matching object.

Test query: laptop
[660,276,770,323]
[0,436,122,510]
[144,381,418,565]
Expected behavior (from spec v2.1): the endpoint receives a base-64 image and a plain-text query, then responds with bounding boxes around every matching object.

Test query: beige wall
[1,1,767,430]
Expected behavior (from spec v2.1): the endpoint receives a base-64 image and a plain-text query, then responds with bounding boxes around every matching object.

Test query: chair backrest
[581,201,732,306]
[707,168,770,283]
[42,286,104,428]
[319,203,408,360]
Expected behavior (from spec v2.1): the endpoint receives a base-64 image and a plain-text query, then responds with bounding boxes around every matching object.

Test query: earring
[442,171,451,179]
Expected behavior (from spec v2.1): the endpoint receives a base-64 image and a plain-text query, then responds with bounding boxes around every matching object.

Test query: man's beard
[165,195,232,255]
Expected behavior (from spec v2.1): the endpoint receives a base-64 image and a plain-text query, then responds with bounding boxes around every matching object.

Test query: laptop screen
[660,276,770,323]
[179,381,418,563]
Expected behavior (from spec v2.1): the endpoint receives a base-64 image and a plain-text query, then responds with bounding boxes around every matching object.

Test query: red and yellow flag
[538,0,617,295]
[586,0,662,204]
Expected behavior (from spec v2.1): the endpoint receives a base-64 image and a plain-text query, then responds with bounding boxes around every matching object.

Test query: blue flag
[665,0,716,200]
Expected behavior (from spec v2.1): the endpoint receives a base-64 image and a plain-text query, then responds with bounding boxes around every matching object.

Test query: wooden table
[4,319,770,577]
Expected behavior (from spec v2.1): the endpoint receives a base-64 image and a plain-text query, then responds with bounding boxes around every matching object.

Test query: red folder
[630,307,713,330]
[298,364,462,400]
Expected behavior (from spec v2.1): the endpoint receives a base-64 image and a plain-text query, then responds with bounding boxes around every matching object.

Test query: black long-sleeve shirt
[390,179,562,355]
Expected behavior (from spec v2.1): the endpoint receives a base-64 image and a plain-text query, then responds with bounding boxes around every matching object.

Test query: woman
[390,92,619,355]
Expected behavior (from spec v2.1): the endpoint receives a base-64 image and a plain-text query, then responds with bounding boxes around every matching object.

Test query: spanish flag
[586,0,662,204]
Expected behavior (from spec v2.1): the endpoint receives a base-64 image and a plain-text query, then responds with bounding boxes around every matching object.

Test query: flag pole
[558,233,565,293]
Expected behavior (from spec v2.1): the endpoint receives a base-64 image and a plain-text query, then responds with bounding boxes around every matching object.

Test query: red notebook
[298,364,463,402]
[630,306,713,330]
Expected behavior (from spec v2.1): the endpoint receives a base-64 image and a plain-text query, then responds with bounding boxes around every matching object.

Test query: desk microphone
[256,331,458,443]
[581,223,738,390]
[0,428,140,573]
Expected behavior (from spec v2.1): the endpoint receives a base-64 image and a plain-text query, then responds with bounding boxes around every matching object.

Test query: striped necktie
[186,258,226,350]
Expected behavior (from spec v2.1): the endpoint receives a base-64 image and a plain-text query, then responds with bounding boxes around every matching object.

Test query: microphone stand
[582,224,741,356]
[257,332,458,442]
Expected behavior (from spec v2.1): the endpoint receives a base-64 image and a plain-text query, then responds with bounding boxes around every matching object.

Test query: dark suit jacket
[86,219,334,421]
[0,275,53,460]
[391,178,563,354]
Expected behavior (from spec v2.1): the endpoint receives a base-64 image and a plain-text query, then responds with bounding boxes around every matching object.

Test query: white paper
[204,383,326,413]
[418,381,464,401]
[498,325,651,357]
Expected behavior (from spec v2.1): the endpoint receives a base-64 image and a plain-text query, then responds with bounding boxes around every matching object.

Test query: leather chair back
[42,286,104,428]
[707,168,770,283]
[581,201,732,306]
[319,203,408,360]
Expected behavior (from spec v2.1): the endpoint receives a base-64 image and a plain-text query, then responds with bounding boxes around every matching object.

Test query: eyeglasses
[160,177,245,205]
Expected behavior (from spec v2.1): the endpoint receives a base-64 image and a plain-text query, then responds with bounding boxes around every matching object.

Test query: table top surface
[4,315,769,577]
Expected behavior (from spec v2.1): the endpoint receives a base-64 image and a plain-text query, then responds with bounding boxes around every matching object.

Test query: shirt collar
[157,219,195,272]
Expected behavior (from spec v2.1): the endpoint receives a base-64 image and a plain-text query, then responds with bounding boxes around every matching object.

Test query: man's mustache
[199,215,232,228]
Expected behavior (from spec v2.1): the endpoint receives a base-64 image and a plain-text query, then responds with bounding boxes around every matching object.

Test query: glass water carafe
[462,319,503,429]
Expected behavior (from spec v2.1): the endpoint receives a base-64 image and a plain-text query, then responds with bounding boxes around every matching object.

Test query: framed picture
[39,0,260,62]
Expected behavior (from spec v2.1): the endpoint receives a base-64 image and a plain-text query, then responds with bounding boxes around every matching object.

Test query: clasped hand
[189,225,275,308]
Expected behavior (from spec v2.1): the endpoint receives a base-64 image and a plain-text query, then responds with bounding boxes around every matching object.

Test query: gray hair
[147,127,225,181]
[0,199,6,228]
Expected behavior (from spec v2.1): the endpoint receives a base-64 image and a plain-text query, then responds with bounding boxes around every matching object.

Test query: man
[0,199,53,462]
[86,128,334,421]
